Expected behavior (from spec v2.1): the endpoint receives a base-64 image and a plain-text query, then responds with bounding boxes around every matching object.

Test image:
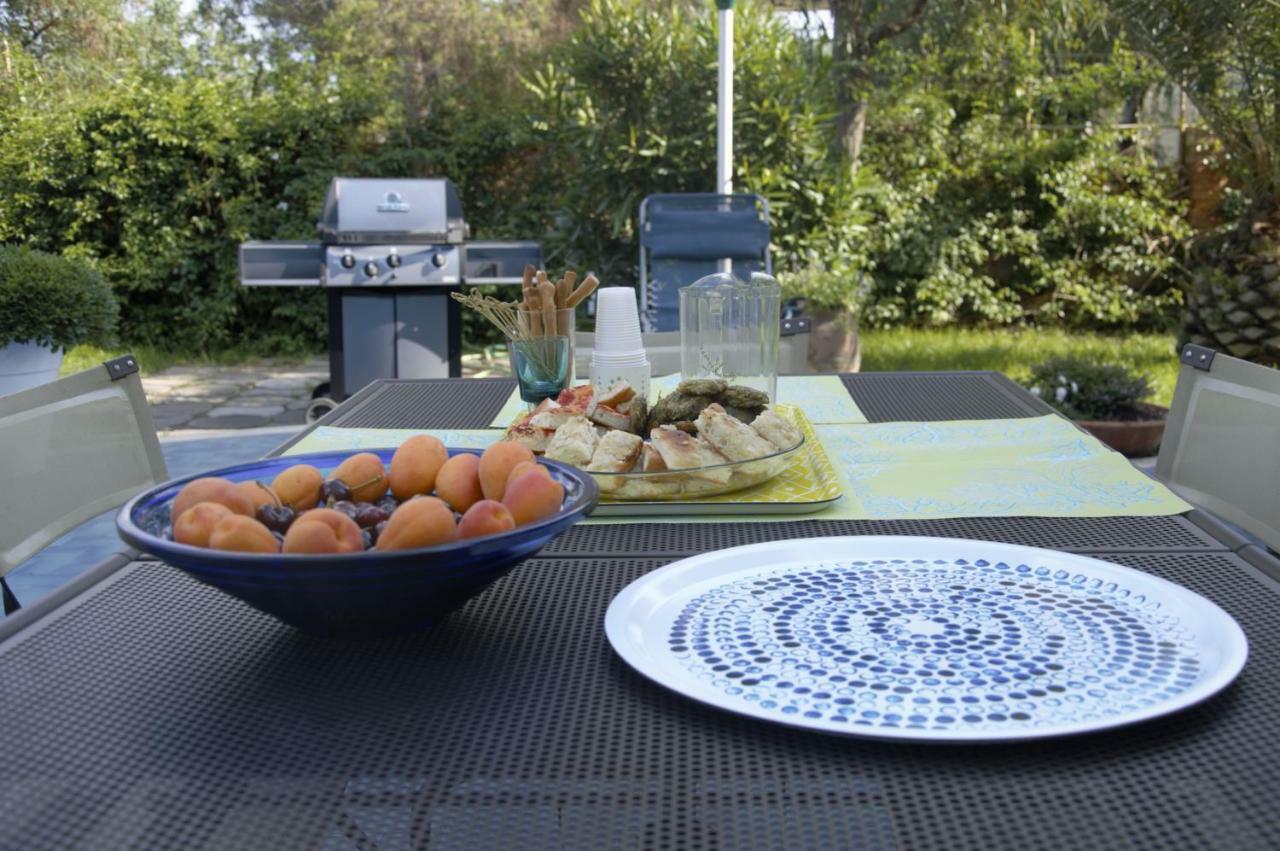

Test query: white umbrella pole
[716,0,734,274]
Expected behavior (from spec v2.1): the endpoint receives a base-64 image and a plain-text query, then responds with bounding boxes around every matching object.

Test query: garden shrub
[0,245,118,350]
[1024,356,1154,420]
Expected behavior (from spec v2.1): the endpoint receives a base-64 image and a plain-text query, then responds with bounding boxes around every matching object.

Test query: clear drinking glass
[679,272,781,402]
[517,307,576,386]
[509,337,572,404]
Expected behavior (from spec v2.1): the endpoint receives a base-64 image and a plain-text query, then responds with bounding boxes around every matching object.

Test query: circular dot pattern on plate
[666,558,1204,734]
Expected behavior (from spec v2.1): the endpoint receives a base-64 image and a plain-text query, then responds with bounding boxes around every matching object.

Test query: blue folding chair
[638,194,772,332]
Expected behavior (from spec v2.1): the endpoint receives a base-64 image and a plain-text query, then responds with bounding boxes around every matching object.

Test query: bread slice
[544,415,598,468]
[586,400,634,432]
[587,430,644,472]
[750,407,803,450]
[506,423,554,453]
[530,405,582,431]
[649,425,731,483]
[597,380,636,408]
[695,403,776,461]
[641,444,667,473]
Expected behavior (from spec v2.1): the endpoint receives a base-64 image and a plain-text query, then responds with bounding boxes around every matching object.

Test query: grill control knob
[363,262,379,278]
[386,253,402,268]
[340,253,356,269]
[431,252,448,268]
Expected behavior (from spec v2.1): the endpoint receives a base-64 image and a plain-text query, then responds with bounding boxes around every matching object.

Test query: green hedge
[0,245,118,350]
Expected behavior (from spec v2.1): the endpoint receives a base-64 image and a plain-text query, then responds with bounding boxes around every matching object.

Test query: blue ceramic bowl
[116,447,599,637]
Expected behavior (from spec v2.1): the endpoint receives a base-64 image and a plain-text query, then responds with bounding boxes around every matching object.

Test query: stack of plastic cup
[590,287,651,400]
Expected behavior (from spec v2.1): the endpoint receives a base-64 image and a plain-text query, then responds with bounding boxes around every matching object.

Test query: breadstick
[556,274,571,309]
[565,273,599,308]
[523,287,543,337]
[521,264,536,294]
[537,279,557,338]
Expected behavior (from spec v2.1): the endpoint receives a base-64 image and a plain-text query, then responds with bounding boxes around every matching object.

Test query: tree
[1110,0,1280,364]
[828,0,929,165]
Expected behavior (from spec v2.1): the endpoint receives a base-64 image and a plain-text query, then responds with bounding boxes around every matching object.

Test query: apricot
[172,477,254,520]
[173,502,233,548]
[236,480,280,511]
[457,499,516,540]
[271,464,324,510]
[435,453,484,513]
[479,441,536,501]
[331,452,388,502]
[505,460,551,490]
[208,514,280,554]
[376,497,457,550]
[283,508,364,554]
[388,434,449,500]
[502,469,565,526]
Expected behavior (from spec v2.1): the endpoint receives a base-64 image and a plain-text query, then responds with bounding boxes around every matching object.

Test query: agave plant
[1111,1,1280,364]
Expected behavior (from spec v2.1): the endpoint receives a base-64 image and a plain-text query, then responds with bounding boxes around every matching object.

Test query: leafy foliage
[1024,356,1154,421]
[857,4,1190,328]
[1110,0,1280,207]
[0,245,118,349]
[0,0,1201,353]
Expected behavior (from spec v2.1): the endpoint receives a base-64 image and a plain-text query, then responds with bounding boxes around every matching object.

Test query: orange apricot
[389,434,449,500]
[271,464,324,510]
[479,441,536,502]
[208,514,280,554]
[376,497,457,550]
[457,500,516,540]
[235,480,280,511]
[505,460,551,490]
[331,453,388,502]
[502,469,565,527]
[173,502,234,548]
[172,477,254,520]
[435,453,484,513]
[282,508,364,554]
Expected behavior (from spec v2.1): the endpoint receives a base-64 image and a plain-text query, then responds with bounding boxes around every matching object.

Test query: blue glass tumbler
[511,337,572,404]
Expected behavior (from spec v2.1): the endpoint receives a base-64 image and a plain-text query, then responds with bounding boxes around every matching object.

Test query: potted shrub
[0,246,118,395]
[779,250,870,373]
[1024,357,1167,456]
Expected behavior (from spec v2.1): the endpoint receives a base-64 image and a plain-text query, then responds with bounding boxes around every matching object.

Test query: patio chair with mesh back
[638,193,772,332]
[1156,344,1280,551]
[0,355,167,613]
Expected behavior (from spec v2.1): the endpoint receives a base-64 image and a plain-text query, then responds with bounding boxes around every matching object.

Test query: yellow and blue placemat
[284,412,1188,522]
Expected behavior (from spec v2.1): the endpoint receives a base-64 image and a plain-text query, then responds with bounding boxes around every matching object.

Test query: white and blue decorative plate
[605,537,1248,743]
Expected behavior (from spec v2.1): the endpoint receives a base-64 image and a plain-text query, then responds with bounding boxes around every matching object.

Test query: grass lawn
[59,344,316,378]
[859,328,1181,407]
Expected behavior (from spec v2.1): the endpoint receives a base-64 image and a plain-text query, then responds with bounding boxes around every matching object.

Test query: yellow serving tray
[592,405,844,517]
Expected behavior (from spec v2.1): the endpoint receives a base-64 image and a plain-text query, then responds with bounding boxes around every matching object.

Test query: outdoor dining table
[2,371,1278,850]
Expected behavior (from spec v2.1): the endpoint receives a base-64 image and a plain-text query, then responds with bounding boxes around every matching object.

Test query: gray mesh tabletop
[0,549,1276,850]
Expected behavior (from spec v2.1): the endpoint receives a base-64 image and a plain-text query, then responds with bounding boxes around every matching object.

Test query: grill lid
[318,178,467,244]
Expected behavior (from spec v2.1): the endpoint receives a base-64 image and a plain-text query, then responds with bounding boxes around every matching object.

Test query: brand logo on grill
[377,191,410,213]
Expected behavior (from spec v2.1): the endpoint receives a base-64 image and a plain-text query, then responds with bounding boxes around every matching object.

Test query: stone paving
[143,351,511,430]
[143,357,328,430]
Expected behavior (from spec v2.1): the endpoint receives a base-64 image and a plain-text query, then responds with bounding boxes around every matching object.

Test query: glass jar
[679,272,781,402]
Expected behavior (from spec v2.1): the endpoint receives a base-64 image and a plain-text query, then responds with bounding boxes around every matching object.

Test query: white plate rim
[604,536,1249,744]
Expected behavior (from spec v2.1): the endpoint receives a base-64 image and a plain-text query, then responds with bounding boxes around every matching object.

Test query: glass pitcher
[679,271,781,402]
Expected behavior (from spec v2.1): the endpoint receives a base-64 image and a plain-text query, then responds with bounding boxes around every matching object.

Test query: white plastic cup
[594,287,644,354]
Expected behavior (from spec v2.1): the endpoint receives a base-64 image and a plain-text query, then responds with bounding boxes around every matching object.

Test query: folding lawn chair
[638,193,772,332]
[1156,343,1280,551]
[0,356,167,612]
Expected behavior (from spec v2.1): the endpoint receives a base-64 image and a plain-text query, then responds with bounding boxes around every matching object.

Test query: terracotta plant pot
[807,307,861,373]
[1078,404,1168,457]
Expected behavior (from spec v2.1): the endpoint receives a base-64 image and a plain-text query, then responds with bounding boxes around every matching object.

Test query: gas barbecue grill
[239,177,539,419]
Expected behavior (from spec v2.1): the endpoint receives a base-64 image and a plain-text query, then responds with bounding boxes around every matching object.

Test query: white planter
[0,341,65,396]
